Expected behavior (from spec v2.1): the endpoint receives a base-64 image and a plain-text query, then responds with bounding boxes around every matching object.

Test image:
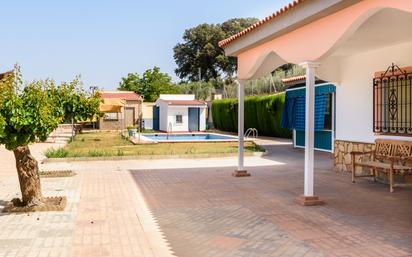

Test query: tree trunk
[13,145,43,206]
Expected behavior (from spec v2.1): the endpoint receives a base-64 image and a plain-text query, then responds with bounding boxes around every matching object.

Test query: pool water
[143,133,236,142]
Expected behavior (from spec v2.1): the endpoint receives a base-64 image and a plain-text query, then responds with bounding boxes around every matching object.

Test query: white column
[301,62,319,196]
[233,80,250,177]
[238,80,245,170]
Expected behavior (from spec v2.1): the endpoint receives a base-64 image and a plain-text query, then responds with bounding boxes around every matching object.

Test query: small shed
[281,76,336,152]
[98,91,142,130]
[153,94,207,132]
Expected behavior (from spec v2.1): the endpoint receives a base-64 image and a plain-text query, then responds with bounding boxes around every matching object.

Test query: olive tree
[0,66,101,207]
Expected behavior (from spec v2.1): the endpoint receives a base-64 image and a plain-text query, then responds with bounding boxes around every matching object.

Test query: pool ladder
[244,128,258,139]
[167,122,173,140]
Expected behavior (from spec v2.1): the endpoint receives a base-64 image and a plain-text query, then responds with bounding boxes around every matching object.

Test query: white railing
[244,128,258,139]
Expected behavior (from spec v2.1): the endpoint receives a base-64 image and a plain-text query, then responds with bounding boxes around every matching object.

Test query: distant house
[98,90,142,130]
[154,94,207,132]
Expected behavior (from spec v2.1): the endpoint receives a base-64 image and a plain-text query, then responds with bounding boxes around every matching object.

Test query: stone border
[42,151,268,163]
[2,196,67,213]
[39,170,76,178]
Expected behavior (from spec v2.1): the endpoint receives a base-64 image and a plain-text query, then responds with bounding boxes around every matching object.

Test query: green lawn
[45,131,263,158]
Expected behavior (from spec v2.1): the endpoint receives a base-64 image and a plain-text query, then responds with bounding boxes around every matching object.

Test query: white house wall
[336,41,412,143]
[199,107,206,131]
[168,107,189,132]
[158,94,195,101]
[159,101,169,131]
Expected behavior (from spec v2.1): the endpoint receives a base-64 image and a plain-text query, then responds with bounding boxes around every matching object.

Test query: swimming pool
[141,133,237,142]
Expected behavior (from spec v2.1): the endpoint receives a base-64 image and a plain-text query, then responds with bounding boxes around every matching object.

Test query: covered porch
[219,0,412,204]
[130,140,412,256]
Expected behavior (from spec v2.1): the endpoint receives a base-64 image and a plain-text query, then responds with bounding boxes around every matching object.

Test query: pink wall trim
[237,0,412,79]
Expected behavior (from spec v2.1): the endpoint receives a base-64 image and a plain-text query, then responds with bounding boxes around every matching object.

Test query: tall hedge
[211,93,291,138]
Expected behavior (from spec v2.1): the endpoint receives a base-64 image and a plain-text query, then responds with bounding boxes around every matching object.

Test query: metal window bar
[373,64,412,135]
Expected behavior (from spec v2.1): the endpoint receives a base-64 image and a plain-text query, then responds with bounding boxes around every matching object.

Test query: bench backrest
[375,139,412,158]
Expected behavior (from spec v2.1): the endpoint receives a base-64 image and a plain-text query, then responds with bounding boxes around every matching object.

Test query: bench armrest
[388,156,412,162]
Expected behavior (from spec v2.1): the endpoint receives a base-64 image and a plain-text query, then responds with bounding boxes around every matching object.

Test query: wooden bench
[351,139,412,192]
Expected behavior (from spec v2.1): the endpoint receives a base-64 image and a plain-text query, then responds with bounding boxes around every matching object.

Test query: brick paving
[0,139,411,257]
[0,143,77,257]
[131,142,412,257]
[71,166,171,257]
[0,144,172,257]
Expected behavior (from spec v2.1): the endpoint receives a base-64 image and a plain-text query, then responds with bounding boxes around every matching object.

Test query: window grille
[373,64,412,135]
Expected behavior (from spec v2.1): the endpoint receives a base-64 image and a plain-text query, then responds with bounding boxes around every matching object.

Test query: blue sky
[1,0,290,90]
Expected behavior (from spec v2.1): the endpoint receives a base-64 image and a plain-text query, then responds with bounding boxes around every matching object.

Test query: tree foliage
[118,66,180,102]
[53,77,102,123]
[173,18,258,82]
[223,64,305,98]
[179,80,222,101]
[0,65,102,207]
[0,66,101,150]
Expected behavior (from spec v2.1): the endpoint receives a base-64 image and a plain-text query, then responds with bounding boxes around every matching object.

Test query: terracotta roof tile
[100,91,142,101]
[281,75,306,83]
[219,0,305,48]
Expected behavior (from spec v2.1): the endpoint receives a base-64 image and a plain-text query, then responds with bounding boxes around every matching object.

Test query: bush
[44,147,69,158]
[211,93,291,138]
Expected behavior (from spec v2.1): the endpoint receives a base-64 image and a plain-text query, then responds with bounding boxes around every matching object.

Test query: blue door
[153,106,159,130]
[188,108,199,131]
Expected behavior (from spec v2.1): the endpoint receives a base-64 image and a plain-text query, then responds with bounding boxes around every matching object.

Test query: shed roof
[100,90,142,101]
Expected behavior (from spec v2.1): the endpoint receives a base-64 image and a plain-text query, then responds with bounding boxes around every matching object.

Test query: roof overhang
[222,0,361,56]
[229,1,412,81]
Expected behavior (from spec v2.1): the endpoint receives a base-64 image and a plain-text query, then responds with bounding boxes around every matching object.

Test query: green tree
[179,81,215,101]
[0,66,101,207]
[118,67,180,102]
[173,18,258,82]
[53,77,102,139]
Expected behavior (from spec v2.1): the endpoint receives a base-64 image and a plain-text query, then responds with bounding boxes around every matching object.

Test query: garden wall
[211,93,291,138]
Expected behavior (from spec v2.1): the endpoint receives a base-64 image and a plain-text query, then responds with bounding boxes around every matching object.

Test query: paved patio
[131,141,412,257]
[0,139,411,257]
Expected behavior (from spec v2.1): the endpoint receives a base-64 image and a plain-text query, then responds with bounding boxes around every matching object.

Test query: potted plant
[127,125,137,137]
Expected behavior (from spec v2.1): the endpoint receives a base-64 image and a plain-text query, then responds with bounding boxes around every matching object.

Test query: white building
[154,94,207,132]
[219,0,412,203]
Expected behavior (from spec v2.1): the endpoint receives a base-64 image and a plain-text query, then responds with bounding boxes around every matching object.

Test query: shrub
[44,147,69,158]
[211,93,291,138]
